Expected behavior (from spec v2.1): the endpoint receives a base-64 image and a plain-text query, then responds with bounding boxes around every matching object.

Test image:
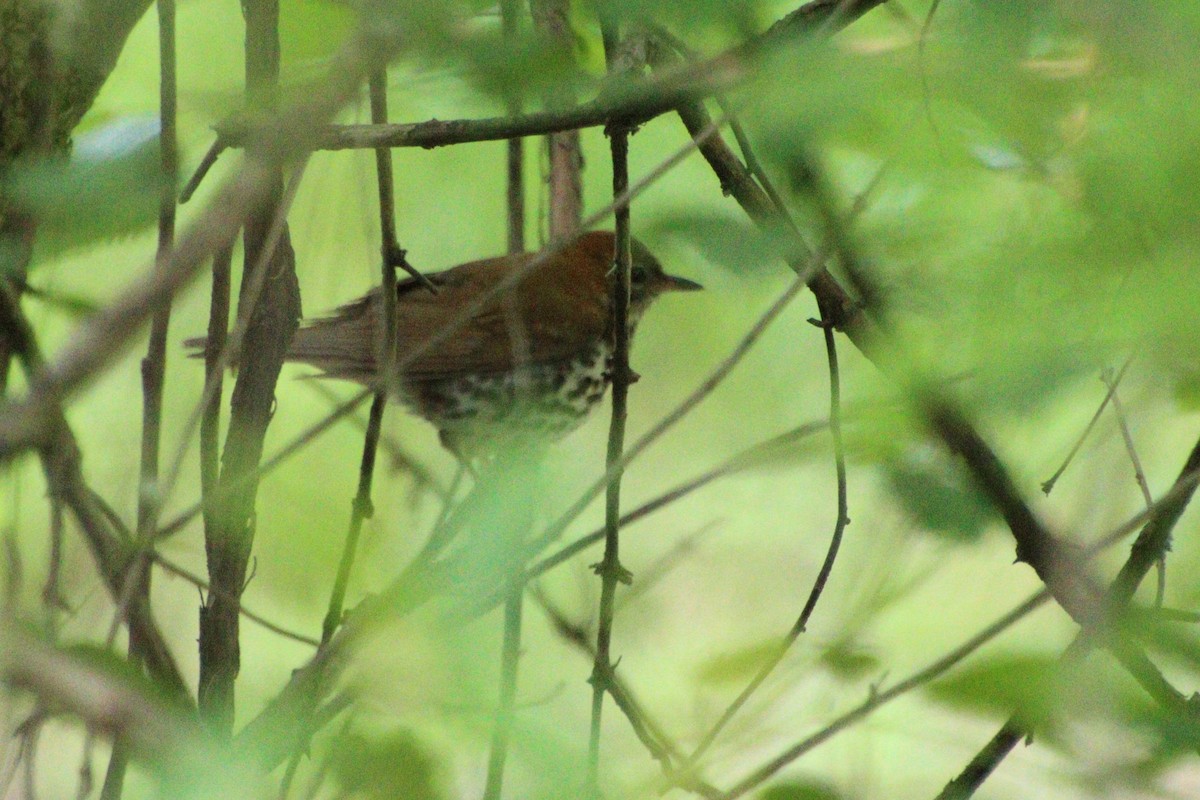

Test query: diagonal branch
[0,283,188,699]
[936,436,1200,799]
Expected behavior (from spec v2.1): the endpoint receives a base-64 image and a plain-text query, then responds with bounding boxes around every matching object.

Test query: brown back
[287,232,615,384]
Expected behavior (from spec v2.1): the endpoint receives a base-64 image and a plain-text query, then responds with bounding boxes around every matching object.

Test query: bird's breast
[403,340,615,450]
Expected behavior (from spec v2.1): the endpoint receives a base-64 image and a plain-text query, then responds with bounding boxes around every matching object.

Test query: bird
[277,230,700,459]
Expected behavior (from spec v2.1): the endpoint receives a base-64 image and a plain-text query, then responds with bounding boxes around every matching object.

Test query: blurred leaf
[1171,367,1200,410]
[589,0,769,44]
[759,778,844,800]
[22,282,101,317]
[329,729,442,800]
[883,447,996,542]
[817,638,879,682]
[62,642,186,711]
[696,640,780,685]
[725,422,828,472]
[1127,609,1200,673]
[4,118,165,267]
[280,0,356,68]
[457,30,584,103]
[926,654,1063,738]
[441,449,545,599]
[652,212,794,275]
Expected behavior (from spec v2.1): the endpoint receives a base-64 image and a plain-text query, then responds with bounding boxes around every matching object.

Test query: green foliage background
[5,1,1200,798]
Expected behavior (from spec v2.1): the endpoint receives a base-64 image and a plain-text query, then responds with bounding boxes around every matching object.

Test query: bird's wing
[287,248,610,384]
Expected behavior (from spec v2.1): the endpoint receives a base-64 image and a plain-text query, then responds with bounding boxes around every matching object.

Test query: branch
[194,0,887,155]
[712,592,1054,800]
[0,24,399,460]
[0,624,207,775]
[936,437,1200,799]
[0,282,188,699]
[587,19,635,794]
[198,0,302,733]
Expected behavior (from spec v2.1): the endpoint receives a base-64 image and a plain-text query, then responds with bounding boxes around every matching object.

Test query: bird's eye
[631,266,647,284]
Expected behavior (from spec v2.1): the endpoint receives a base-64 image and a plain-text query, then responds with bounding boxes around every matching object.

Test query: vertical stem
[503,0,525,254]
[506,138,525,253]
[319,70,399,647]
[137,0,177,542]
[483,5,528,797]
[587,19,631,796]
[199,0,301,734]
[529,0,582,239]
[200,243,233,533]
[482,586,524,800]
[103,1,176,795]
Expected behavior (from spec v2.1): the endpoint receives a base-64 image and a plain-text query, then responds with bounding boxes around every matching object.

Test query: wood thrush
[285,230,700,457]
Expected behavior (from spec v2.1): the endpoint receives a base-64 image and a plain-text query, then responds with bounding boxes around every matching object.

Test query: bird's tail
[184,297,377,385]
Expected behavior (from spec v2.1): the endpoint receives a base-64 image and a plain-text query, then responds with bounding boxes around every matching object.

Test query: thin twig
[711,591,1053,800]
[587,19,633,790]
[482,584,524,800]
[106,2,179,792]
[179,140,226,203]
[935,439,1200,799]
[1102,367,1151,507]
[684,307,850,766]
[320,68,401,647]
[1100,367,1162,604]
[200,243,234,534]
[151,553,319,647]
[1041,356,1133,495]
[503,0,525,253]
[136,0,177,544]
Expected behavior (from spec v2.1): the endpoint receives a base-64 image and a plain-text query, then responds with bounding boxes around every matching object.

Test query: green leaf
[328,729,443,800]
[652,212,794,275]
[926,654,1063,737]
[695,640,781,685]
[818,639,879,682]
[5,118,165,266]
[758,778,844,800]
[883,450,996,542]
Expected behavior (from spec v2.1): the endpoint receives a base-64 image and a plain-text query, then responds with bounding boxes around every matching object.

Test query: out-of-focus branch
[653,0,1195,769]
[936,437,1200,800]
[530,0,582,239]
[0,282,188,700]
[0,22,405,460]
[198,0,302,734]
[0,624,205,772]
[200,0,889,154]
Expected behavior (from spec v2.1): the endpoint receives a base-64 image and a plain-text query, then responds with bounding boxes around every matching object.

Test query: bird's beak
[660,273,703,292]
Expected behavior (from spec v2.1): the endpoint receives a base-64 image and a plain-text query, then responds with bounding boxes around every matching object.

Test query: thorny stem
[321,68,401,647]
[587,21,633,795]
